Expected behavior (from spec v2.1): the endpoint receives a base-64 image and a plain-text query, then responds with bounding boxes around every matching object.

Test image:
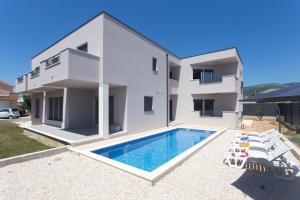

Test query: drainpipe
[166,54,169,127]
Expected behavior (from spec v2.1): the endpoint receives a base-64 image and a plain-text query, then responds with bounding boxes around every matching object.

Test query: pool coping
[70,126,228,185]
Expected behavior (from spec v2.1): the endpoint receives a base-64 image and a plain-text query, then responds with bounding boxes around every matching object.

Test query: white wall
[31,15,103,70]
[102,15,168,133]
[31,93,43,125]
[109,86,127,131]
[65,88,95,129]
[175,49,243,128]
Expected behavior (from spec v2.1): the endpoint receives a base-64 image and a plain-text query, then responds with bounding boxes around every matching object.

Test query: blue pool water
[92,128,216,172]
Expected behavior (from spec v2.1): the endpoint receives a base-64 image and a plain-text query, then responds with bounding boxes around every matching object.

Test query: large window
[144,96,154,112]
[152,57,158,72]
[193,69,214,84]
[48,97,63,121]
[193,99,214,116]
[77,43,88,53]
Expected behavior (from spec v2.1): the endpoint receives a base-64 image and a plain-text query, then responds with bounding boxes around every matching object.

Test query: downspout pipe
[166,54,169,127]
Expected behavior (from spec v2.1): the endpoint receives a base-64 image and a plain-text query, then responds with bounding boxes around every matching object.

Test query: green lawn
[0,123,50,159]
[283,130,300,148]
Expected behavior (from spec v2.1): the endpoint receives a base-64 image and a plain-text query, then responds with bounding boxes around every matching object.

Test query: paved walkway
[25,124,100,143]
[1,130,300,200]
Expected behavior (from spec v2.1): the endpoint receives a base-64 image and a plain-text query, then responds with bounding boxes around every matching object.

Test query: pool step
[169,121,184,126]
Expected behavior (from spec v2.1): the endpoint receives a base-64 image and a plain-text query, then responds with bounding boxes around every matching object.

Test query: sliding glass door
[203,70,213,83]
[193,69,214,84]
[48,97,63,121]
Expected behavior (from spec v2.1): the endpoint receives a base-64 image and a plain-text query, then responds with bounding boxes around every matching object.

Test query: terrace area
[1,129,299,199]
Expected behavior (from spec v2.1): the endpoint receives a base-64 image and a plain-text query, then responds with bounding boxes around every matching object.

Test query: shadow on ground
[63,127,98,136]
[232,170,300,200]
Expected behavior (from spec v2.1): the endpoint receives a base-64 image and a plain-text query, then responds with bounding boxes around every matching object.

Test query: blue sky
[0,0,299,86]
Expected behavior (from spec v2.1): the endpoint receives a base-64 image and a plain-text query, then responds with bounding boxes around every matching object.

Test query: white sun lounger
[230,132,282,152]
[224,140,298,180]
[233,130,281,144]
[235,129,277,139]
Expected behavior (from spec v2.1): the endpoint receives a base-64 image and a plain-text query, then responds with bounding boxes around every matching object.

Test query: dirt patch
[243,117,289,132]
[22,130,65,147]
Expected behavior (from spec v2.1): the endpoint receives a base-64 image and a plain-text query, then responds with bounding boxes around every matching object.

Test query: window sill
[144,110,154,114]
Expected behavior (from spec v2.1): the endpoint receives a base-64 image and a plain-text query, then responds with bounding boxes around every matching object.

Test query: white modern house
[16,11,243,142]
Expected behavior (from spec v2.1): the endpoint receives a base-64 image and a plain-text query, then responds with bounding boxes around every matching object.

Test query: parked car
[0,108,20,119]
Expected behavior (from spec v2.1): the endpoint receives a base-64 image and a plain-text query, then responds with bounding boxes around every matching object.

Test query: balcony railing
[190,75,238,94]
[16,48,100,92]
[30,67,40,78]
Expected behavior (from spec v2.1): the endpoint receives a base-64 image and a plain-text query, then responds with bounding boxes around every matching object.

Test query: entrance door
[109,96,114,126]
[169,100,173,121]
[95,97,98,125]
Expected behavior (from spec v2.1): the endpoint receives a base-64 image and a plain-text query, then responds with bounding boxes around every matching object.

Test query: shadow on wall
[232,170,300,200]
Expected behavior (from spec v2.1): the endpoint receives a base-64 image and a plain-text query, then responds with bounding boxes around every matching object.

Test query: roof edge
[181,47,244,64]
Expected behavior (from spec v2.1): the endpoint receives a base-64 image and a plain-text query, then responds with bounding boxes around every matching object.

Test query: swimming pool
[77,127,224,184]
[91,128,216,172]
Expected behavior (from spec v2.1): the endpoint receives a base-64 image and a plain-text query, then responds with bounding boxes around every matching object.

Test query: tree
[253,104,264,120]
[22,95,31,110]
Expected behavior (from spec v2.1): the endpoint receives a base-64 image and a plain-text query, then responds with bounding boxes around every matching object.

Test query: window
[48,97,63,121]
[144,96,154,112]
[204,99,214,116]
[0,109,9,112]
[193,69,202,80]
[77,43,88,53]
[203,70,213,83]
[193,99,214,116]
[31,67,40,78]
[152,57,158,72]
[193,99,203,114]
[46,55,60,67]
[35,98,39,118]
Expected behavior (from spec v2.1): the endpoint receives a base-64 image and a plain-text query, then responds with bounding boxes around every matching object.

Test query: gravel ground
[1,130,300,200]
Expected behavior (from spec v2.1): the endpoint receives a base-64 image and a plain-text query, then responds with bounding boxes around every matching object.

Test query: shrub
[253,105,265,120]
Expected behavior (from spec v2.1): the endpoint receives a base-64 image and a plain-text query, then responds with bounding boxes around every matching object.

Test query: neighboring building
[0,80,18,109]
[15,11,243,139]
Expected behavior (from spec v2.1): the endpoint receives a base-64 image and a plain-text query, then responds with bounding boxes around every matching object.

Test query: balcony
[190,75,238,94]
[169,78,178,95]
[15,74,28,93]
[16,48,100,92]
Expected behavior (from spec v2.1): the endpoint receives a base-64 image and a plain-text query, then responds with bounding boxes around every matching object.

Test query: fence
[278,103,300,126]
[243,103,277,117]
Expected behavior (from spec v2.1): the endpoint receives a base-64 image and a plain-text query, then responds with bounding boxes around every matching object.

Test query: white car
[0,108,20,119]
